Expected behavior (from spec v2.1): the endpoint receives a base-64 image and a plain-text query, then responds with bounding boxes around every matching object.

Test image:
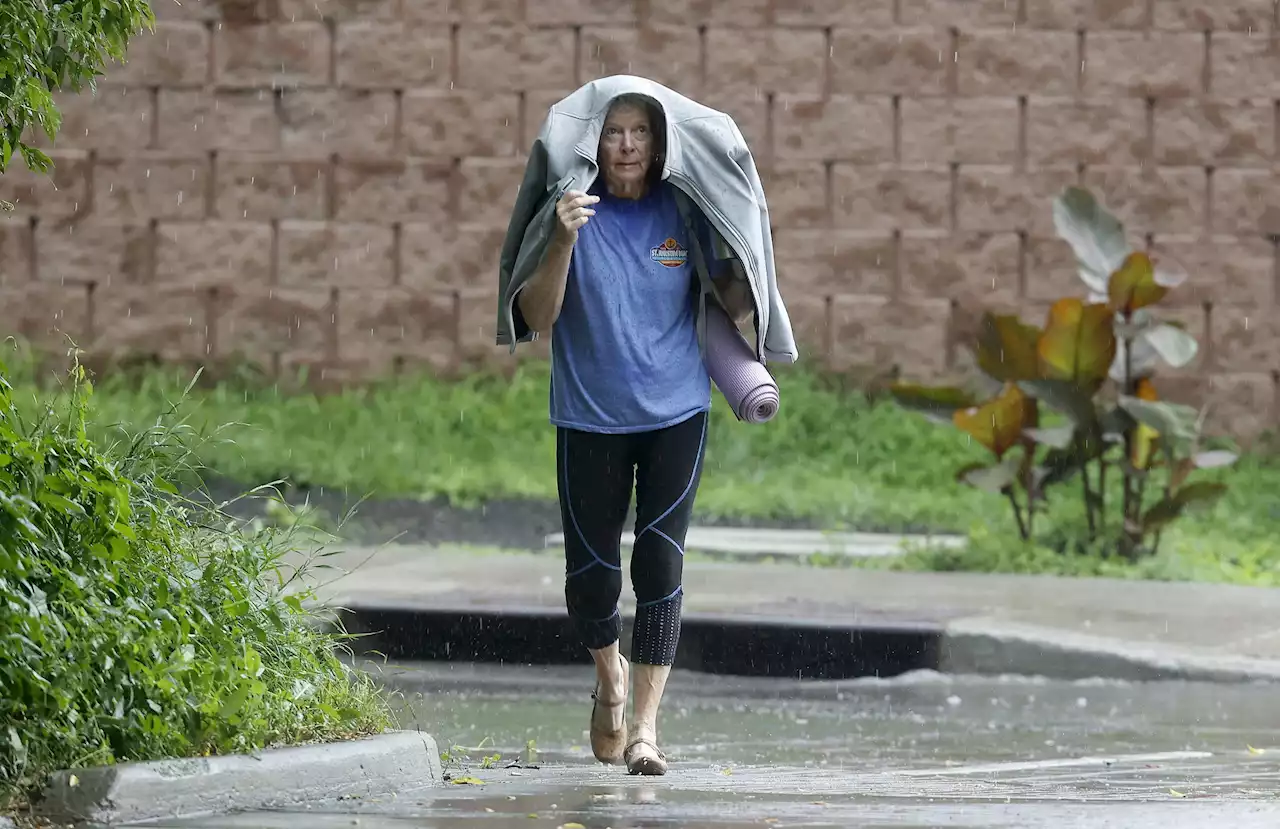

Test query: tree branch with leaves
[0,0,154,210]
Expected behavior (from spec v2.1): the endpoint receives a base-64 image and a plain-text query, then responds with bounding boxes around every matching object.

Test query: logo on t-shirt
[650,238,689,268]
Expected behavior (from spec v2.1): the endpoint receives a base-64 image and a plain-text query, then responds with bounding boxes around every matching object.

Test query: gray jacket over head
[494,74,799,366]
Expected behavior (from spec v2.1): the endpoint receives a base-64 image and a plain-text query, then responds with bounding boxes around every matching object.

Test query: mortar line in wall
[326,152,338,221]
[449,23,461,88]
[947,162,959,231]
[393,89,405,155]
[698,25,708,91]
[204,20,215,87]
[517,90,528,157]
[206,150,218,218]
[890,229,903,298]
[822,26,834,99]
[1273,236,1280,309]
[1143,97,1156,168]
[328,286,340,362]
[765,93,776,168]
[1204,166,1214,240]
[572,25,583,85]
[327,19,337,86]
[148,87,160,150]
[823,159,833,223]
[892,0,902,26]
[1016,95,1028,173]
[891,94,901,163]
[1015,0,1027,25]
[1076,28,1086,94]
[946,27,959,96]
[146,218,159,285]
[1016,230,1029,299]
[85,149,97,218]
[391,221,403,287]
[1274,100,1280,170]
[203,287,217,361]
[85,281,97,347]
[26,215,38,282]
[268,219,280,286]
[1202,31,1212,95]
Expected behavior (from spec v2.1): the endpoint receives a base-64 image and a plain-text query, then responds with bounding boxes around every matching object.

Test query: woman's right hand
[554,190,600,246]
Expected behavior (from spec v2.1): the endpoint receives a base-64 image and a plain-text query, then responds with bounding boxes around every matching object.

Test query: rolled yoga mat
[704,302,780,424]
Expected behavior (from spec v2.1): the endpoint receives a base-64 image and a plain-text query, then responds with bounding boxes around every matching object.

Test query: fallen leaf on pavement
[452,777,485,786]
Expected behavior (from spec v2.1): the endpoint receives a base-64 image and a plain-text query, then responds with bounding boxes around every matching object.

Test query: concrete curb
[942,619,1280,684]
[31,730,442,826]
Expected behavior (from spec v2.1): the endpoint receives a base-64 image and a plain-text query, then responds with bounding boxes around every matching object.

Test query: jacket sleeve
[495,114,555,348]
[727,117,799,365]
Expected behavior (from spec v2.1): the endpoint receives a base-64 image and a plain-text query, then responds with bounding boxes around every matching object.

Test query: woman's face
[598,103,653,195]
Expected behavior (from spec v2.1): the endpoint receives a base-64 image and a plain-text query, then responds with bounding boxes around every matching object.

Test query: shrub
[890,187,1236,558]
[0,357,391,806]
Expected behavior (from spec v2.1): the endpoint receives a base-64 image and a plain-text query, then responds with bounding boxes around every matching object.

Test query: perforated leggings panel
[556,411,708,666]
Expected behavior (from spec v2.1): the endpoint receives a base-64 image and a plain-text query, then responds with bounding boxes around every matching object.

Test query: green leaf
[1142,323,1199,369]
[1036,298,1117,390]
[1052,186,1132,294]
[219,685,252,720]
[1107,252,1167,314]
[1023,425,1076,450]
[1018,379,1098,427]
[1117,396,1199,443]
[976,313,1042,382]
[1193,450,1238,469]
[957,456,1020,495]
[889,383,979,422]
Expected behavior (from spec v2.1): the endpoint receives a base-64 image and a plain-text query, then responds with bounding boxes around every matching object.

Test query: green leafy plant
[0,353,391,807]
[891,186,1235,558]
[0,0,154,209]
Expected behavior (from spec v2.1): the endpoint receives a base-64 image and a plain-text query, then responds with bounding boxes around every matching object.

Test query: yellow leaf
[558,824,587,829]
[1169,788,1186,798]
[1037,298,1117,391]
[1131,378,1159,470]
[452,776,485,786]
[953,383,1036,459]
[1247,744,1266,755]
[69,774,80,788]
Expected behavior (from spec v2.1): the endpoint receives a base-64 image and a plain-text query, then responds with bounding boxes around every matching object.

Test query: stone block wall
[1,0,1278,437]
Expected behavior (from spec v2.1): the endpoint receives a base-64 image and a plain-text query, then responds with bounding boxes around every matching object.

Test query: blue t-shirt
[549,180,713,434]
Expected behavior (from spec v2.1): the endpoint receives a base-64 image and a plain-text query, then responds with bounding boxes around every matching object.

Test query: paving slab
[307,542,1280,684]
[542,526,966,559]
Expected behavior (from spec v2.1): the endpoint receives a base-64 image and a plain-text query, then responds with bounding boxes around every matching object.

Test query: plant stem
[1078,436,1098,541]
[1097,456,1108,536]
[1006,489,1029,540]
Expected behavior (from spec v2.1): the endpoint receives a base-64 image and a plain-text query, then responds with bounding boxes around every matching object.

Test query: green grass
[11,359,1280,587]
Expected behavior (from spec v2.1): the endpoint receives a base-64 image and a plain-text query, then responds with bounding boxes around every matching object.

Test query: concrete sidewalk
[302,542,1280,684]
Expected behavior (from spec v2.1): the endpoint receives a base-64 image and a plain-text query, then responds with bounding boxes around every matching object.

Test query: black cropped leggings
[556,410,708,666]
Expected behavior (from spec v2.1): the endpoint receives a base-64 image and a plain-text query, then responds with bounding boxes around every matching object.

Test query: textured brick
[1205,373,1276,439]
[1211,306,1280,371]
[92,285,211,359]
[150,0,220,19]
[338,287,458,372]
[900,97,1020,165]
[956,166,1079,234]
[416,88,508,153]
[901,231,1021,307]
[278,221,396,286]
[1150,234,1276,307]
[1154,1,1277,31]
[761,163,829,228]
[0,153,91,218]
[158,89,280,152]
[457,26,576,91]
[214,285,335,362]
[774,96,894,163]
[1026,98,1149,166]
[1025,236,1094,301]
[1083,166,1207,235]
[777,0,894,26]
[1083,33,1206,96]
[528,0,636,23]
[956,32,1078,96]
[832,164,951,230]
[1212,169,1280,235]
[646,0,769,26]
[692,92,769,156]
[333,160,453,222]
[37,221,153,288]
[399,0,525,24]
[29,86,154,152]
[279,89,397,155]
[335,22,451,88]
[401,225,504,289]
[458,159,527,228]
[111,22,210,87]
[215,23,330,88]
[830,294,951,372]
[94,154,210,220]
[217,0,286,23]
[774,230,896,296]
[0,282,92,348]
[830,29,952,95]
[276,0,401,21]
[0,221,33,285]
[217,156,330,219]
[580,26,702,94]
[155,221,274,288]
[1153,98,1273,166]
[1024,0,1149,28]
[522,88,579,148]
[1210,34,1280,97]
[705,28,826,97]
[900,0,1019,27]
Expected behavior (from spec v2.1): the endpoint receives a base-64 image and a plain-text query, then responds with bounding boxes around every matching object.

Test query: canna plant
[890,186,1236,558]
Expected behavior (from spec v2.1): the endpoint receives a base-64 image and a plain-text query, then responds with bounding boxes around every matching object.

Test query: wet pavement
[153,663,1280,828]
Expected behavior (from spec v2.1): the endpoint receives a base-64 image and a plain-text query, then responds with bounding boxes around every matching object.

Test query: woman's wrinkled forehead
[604,101,651,128]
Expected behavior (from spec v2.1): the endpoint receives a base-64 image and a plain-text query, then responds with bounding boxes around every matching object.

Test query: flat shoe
[625,737,668,776]
[590,655,629,765]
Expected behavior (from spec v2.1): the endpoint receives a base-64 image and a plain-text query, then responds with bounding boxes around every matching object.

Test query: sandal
[624,736,668,776]
[590,655,629,765]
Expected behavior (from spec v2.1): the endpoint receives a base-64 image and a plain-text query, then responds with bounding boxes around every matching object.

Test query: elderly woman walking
[497,77,797,776]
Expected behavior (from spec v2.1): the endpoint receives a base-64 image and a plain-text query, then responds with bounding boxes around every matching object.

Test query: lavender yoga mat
[705,302,780,424]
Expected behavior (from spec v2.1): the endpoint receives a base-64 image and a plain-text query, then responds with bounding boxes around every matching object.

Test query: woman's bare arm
[516,190,598,334]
